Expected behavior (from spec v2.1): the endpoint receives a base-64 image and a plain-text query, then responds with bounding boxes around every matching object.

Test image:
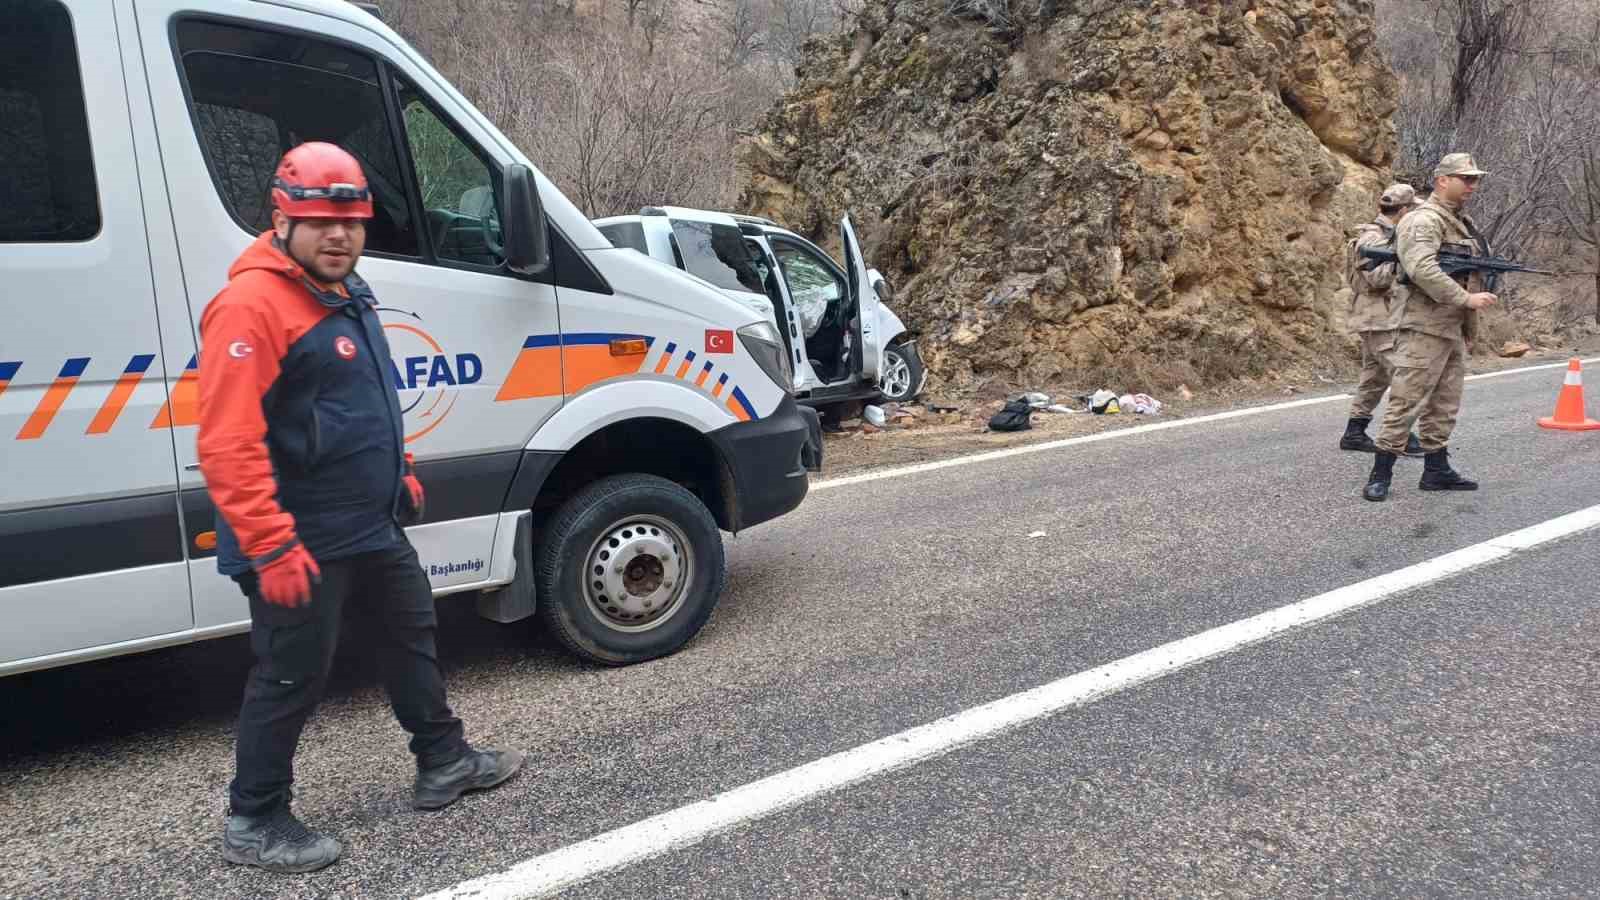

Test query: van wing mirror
[504,164,550,277]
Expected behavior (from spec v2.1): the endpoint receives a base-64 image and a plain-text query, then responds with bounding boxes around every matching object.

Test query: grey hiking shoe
[414,748,525,811]
[222,807,341,874]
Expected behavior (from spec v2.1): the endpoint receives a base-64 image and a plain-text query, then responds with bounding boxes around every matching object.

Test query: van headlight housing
[738,321,792,391]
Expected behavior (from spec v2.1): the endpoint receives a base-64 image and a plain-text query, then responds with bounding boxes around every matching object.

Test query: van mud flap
[800,406,824,473]
[476,513,536,623]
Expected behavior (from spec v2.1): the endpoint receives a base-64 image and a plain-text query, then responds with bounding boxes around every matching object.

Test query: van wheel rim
[583,515,693,633]
[880,350,912,398]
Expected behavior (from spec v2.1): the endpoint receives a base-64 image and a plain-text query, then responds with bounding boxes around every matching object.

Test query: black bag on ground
[989,398,1033,432]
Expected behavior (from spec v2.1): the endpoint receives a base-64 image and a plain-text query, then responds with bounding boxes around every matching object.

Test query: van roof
[254,0,384,28]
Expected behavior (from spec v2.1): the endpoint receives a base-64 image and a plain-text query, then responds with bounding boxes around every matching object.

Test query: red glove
[402,452,425,521]
[254,544,321,608]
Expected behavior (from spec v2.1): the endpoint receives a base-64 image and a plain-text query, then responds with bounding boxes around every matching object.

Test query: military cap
[1379,183,1416,206]
[1434,152,1488,178]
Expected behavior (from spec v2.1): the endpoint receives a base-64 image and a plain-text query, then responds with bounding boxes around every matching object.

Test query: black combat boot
[1340,417,1377,452]
[1363,450,1397,502]
[222,806,342,874]
[414,748,526,810]
[1403,432,1425,457]
[1419,448,1478,491]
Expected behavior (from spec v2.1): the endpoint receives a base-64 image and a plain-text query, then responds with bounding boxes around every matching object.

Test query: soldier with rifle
[1340,183,1425,456]
[1362,153,1503,502]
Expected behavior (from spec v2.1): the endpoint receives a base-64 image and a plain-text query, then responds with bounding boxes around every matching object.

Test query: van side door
[133,0,566,623]
[0,0,192,672]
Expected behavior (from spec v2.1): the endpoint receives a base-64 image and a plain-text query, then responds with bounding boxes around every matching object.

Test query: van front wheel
[535,474,726,665]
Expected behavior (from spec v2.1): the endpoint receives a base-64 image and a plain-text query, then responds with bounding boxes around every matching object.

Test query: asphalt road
[3,360,1599,899]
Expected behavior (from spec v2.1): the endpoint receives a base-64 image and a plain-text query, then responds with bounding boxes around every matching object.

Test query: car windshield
[669,219,766,295]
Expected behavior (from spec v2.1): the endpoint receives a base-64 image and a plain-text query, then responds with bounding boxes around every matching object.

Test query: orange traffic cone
[1538,358,1600,431]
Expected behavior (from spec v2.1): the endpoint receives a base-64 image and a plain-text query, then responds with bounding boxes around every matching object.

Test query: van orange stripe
[694,363,712,388]
[150,356,199,429]
[88,355,156,435]
[0,361,20,401]
[674,350,698,381]
[18,358,90,440]
[18,379,79,440]
[151,371,200,428]
[653,341,677,375]
[563,345,646,394]
[496,346,563,401]
[88,374,144,435]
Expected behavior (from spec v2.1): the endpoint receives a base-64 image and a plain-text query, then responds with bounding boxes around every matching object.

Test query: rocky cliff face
[737,0,1397,388]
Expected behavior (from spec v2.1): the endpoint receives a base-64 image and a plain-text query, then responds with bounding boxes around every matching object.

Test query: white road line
[422,502,1600,900]
[811,355,1600,492]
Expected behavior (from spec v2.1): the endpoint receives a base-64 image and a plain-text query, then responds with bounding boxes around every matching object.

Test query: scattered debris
[863,405,887,427]
[1178,383,1195,401]
[927,400,961,413]
[1088,389,1120,414]
[1020,391,1052,408]
[988,398,1034,431]
[1027,531,1047,539]
[1044,404,1076,414]
[1499,340,1532,358]
[1119,393,1163,415]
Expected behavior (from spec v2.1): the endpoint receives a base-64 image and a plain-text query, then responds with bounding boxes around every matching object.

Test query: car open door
[840,215,882,381]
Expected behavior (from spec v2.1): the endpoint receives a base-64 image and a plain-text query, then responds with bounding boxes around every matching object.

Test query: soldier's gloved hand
[255,544,321,608]
[402,452,425,522]
[1466,292,1498,310]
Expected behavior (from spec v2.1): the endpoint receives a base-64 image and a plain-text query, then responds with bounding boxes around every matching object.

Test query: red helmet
[270,142,373,219]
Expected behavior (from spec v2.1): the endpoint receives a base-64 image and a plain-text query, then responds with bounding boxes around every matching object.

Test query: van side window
[0,0,100,242]
[174,19,420,257]
[393,76,504,268]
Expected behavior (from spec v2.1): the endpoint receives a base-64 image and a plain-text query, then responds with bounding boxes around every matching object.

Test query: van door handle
[184,463,201,471]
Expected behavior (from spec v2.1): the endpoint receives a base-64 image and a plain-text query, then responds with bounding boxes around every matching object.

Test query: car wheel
[878,342,925,403]
[535,474,726,665]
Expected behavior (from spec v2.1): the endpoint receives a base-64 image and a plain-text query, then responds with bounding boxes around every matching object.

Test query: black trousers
[228,541,469,817]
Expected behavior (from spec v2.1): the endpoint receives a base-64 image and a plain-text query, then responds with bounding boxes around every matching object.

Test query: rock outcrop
[737,0,1397,388]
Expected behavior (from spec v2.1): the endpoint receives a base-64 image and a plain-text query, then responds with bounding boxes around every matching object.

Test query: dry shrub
[378,0,843,216]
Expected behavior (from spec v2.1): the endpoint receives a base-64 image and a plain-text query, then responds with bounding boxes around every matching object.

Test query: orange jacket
[197,232,408,575]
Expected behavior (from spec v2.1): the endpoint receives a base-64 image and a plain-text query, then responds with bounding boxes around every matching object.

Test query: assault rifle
[1358,245,1554,292]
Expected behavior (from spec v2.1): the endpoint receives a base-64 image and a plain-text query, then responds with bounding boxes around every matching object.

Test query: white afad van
[0,0,823,675]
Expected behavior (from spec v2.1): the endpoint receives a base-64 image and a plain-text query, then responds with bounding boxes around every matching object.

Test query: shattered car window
[772,242,843,338]
[669,219,766,295]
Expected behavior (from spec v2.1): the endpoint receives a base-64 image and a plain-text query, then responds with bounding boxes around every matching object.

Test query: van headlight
[738,321,792,391]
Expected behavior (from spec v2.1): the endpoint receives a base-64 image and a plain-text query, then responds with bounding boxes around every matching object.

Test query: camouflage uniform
[1363,152,1490,502]
[1345,183,1414,420]
[1373,198,1484,453]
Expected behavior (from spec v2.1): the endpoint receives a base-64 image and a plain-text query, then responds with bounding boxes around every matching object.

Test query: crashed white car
[593,206,926,408]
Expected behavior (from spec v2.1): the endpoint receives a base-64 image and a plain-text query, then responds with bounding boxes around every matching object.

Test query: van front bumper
[709,395,823,532]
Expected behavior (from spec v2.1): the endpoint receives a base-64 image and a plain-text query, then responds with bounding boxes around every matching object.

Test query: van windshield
[668,219,765,295]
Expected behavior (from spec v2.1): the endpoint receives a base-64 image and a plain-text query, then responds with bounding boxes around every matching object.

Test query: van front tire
[535,474,726,666]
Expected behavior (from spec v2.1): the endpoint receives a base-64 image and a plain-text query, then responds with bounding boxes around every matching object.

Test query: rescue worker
[1340,183,1423,456]
[198,143,524,873]
[1362,153,1499,502]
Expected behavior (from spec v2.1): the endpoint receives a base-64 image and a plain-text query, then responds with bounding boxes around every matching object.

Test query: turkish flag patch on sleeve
[705,329,735,354]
